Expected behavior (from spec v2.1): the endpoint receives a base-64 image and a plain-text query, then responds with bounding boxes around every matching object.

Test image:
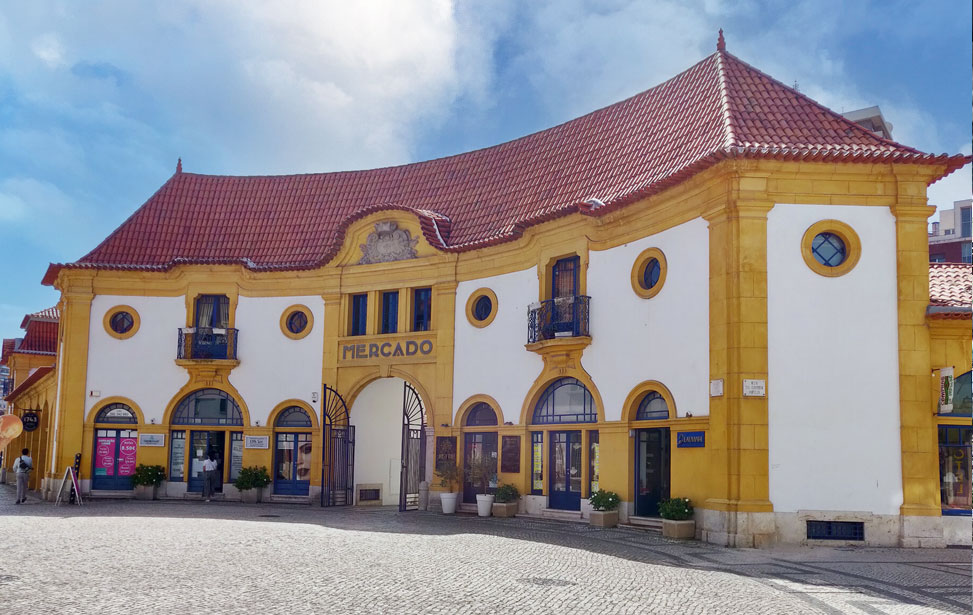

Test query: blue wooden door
[92,428,137,491]
[462,432,498,504]
[274,432,311,496]
[188,431,225,493]
[549,430,582,510]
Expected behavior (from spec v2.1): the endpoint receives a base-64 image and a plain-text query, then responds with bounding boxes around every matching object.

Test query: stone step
[268,495,311,505]
[86,490,135,499]
[622,516,663,532]
[537,508,585,523]
[457,503,477,513]
[183,492,226,500]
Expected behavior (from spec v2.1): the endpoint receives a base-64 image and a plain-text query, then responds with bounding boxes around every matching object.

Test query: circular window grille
[631,248,667,299]
[801,220,861,278]
[280,305,313,339]
[465,288,498,328]
[110,311,134,334]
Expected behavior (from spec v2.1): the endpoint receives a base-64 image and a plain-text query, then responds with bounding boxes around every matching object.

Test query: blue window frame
[961,207,971,238]
[938,425,971,516]
[351,294,368,336]
[635,391,669,420]
[551,256,579,299]
[532,378,596,424]
[811,232,847,267]
[413,288,432,331]
[465,402,498,426]
[473,295,493,321]
[642,258,661,290]
[195,295,229,328]
[381,291,399,334]
[530,432,543,495]
[94,403,137,424]
[276,406,313,428]
[172,389,243,426]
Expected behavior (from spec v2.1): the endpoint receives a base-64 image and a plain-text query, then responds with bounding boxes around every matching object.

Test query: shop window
[532,378,596,424]
[169,430,186,481]
[530,432,543,494]
[801,220,861,277]
[195,295,230,329]
[636,392,669,420]
[381,291,399,334]
[94,403,137,424]
[939,425,972,514]
[413,288,432,331]
[465,403,498,426]
[589,431,600,493]
[631,248,667,299]
[172,389,244,426]
[350,294,368,336]
[229,432,243,482]
[951,371,972,416]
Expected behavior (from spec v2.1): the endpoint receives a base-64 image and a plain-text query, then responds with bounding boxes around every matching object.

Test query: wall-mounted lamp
[311,392,319,403]
[255,420,260,427]
[503,422,513,426]
[150,418,156,424]
[685,412,694,418]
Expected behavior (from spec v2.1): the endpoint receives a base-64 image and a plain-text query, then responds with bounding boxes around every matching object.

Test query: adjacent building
[929,198,972,263]
[6,40,972,547]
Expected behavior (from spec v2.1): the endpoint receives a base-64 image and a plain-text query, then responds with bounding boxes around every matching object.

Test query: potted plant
[588,489,621,528]
[464,453,497,517]
[132,464,166,500]
[234,466,271,504]
[659,497,695,539]
[492,483,520,517]
[437,461,460,514]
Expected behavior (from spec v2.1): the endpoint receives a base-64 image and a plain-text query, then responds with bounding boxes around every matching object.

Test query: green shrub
[494,483,520,503]
[463,454,497,495]
[437,461,460,492]
[658,497,694,520]
[131,464,166,487]
[233,466,271,491]
[588,489,620,511]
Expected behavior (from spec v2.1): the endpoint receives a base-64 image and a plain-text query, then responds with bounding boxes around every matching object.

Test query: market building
[7,38,972,547]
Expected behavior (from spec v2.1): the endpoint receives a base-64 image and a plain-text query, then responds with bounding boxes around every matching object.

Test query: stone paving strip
[1,487,969,615]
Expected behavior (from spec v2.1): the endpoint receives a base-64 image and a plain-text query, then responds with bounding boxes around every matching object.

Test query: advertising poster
[118,437,138,476]
[532,442,543,491]
[296,439,312,480]
[94,437,115,476]
[435,436,456,472]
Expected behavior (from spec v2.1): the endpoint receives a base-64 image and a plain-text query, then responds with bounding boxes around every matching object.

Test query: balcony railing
[177,327,238,361]
[527,295,590,344]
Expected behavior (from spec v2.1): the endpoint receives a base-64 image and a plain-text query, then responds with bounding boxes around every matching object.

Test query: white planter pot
[476,494,495,517]
[440,492,459,514]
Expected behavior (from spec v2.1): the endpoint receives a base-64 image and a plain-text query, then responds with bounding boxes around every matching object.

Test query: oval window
[287,311,308,334]
[473,295,493,321]
[465,288,498,328]
[641,258,662,290]
[110,311,134,334]
[631,248,667,299]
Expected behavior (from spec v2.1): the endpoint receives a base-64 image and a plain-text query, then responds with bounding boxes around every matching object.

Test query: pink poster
[118,438,137,476]
[95,437,115,476]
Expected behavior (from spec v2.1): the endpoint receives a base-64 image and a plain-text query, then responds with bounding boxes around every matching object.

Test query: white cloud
[30,32,66,68]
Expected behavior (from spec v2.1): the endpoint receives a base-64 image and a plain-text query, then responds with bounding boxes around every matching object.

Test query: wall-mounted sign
[435,436,456,472]
[338,335,436,366]
[500,436,521,473]
[676,431,705,448]
[939,366,954,413]
[139,433,165,447]
[244,435,269,449]
[21,412,40,432]
[709,379,724,397]
[743,379,766,397]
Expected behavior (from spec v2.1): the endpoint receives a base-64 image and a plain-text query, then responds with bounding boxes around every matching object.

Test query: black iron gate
[399,381,426,512]
[322,385,355,507]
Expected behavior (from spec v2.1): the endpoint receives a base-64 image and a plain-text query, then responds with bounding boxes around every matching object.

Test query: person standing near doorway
[202,451,219,502]
[13,447,32,504]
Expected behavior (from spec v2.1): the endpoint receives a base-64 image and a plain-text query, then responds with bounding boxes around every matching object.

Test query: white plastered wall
[229,295,324,425]
[351,377,405,505]
[767,204,901,514]
[585,217,710,421]
[453,267,544,423]
[86,296,189,423]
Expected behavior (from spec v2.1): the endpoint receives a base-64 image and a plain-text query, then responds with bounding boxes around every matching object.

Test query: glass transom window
[532,378,596,424]
[276,406,312,428]
[811,232,847,267]
[172,389,244,426]
[636,391,669,420]
[466,402,498,426]
[95,403,137,424]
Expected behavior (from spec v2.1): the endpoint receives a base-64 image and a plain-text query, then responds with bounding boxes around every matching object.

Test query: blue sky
[0,1,970,341]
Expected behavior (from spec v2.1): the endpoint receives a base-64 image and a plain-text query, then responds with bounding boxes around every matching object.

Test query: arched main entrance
[462,402,499,505]
[272,406,313,496]
[168,388,245,494]
[91,403,139,491]
[348,377,426,511]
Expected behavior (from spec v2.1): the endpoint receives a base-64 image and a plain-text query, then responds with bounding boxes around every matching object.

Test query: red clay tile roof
[4,365,55,403]
[19,305,60,329]
[16,321,58,356]
[929,263,972,319]
[1,338,21,366]
[43,48,971,284]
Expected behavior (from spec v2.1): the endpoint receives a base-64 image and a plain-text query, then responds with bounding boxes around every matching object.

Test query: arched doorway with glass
[272,405,316,496]
[90,402,140,491]
[168,389,245,495]
[632,389,672,518]
[462,402,499,505]
[530,378,598,511]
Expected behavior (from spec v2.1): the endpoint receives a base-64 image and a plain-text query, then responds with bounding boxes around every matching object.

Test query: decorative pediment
[359,221,419,265]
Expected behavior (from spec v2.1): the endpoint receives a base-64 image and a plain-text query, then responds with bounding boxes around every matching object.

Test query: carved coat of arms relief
[359,221,419,264]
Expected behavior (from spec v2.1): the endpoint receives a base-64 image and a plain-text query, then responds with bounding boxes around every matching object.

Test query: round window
[811,232,846,267]
[473,295,493,321]
[286,311,308,334]
[109,311,134,334]
[641,258,662,290]
[631,248,667,299]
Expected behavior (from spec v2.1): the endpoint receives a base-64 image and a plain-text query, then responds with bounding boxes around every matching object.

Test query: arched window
[275,406,313,428]
[465,402,498,426]
[172,389,243,426]
[532,378,596,424]
[635,391,669,420]
[95,403,137,424]
[953,371,972,416]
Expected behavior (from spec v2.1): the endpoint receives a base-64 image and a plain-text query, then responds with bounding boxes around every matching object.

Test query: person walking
[202,451,219,502]
[13,447,32,504]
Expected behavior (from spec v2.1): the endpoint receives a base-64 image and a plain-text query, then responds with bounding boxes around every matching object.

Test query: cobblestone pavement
[1,486,969,615]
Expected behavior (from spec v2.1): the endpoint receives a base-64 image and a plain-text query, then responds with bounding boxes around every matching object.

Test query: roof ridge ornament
[176,158,182,174]
[717,29,726,52]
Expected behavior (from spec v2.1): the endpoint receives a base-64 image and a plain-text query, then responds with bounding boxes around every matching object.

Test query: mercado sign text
[338,335,435,365]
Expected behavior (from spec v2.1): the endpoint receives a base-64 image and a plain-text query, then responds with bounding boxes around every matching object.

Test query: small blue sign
[676,431,705,448]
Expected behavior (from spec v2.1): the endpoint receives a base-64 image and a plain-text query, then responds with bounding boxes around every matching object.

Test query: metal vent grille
[807,520,864,541]
[359,488,380,502]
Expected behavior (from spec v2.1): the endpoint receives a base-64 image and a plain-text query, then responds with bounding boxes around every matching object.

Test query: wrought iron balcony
[527,295,590,344]
[177,327,238,361]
